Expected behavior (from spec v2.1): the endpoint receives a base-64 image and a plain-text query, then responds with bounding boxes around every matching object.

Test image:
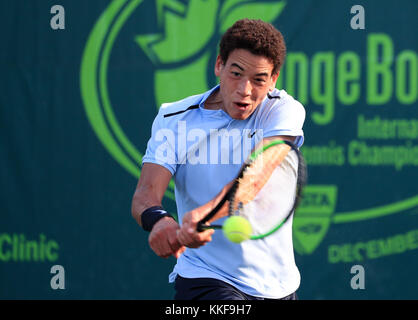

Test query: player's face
[215,49,279,120]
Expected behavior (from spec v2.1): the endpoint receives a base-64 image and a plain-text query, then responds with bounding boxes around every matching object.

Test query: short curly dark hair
[219,19,286,75]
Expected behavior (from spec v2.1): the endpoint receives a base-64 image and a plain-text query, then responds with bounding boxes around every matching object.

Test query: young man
[131,19,305,300]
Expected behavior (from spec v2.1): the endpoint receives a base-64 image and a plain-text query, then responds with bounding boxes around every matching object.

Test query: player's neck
[204,90,224,111]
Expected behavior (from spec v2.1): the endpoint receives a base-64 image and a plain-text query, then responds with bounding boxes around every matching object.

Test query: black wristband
[141,206,173,232]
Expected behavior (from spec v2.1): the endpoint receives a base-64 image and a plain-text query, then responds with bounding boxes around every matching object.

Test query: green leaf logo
[135,0,219,65]
[135,0,287,107]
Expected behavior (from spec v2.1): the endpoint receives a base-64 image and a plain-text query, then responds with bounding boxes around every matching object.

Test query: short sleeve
[261,97,306,148]
[142,110,177,175]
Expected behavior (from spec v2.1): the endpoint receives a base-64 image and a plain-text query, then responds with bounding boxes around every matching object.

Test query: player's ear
[270,71,280,91]
[214,55,225,77]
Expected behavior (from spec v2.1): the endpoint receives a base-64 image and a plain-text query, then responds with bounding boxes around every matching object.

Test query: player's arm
[177,135,296,248]
[131,163,185,258]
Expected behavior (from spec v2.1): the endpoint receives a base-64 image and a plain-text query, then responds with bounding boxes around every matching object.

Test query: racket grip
[196,222,205,232]
[196,222,222,232]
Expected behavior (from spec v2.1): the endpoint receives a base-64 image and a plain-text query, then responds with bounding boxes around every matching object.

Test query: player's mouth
[234,102,250,110]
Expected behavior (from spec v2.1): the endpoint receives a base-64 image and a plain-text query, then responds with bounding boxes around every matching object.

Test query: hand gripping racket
[196,139,307,241]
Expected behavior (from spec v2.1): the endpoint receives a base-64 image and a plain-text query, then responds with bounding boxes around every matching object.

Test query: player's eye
[231,71,241,77]
[254,78,266,85]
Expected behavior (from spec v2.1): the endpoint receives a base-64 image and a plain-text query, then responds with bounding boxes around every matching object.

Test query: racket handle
[196,222,222,232]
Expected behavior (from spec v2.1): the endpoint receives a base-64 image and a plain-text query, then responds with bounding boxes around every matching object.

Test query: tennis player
[131,19,305,300]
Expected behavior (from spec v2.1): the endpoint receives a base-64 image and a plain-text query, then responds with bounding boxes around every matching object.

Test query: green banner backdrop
[1,0,417,299]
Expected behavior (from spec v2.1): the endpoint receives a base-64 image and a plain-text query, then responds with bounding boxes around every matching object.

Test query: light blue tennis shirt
[142,85,305,298]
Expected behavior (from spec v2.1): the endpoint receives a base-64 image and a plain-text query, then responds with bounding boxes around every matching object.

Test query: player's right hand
[148,217,186,259]
[177,208,215,248]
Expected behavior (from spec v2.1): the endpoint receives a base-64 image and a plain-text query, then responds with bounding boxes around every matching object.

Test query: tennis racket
[196,139,307,241]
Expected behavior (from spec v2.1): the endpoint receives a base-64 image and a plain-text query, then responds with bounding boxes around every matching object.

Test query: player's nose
[237,79,252,96]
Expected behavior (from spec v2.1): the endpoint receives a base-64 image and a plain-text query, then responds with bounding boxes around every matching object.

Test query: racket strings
[231,144,291,212]
[231,148,301,236]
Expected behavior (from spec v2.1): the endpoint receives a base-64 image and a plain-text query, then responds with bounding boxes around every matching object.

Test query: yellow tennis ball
[223,216,252,243]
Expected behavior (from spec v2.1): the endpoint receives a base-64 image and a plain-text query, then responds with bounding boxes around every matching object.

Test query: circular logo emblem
[81,0,418,256]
